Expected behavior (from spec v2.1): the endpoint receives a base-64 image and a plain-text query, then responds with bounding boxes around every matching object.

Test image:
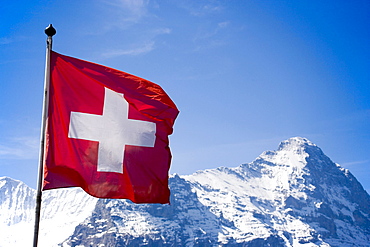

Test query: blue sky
[1,0,369,193]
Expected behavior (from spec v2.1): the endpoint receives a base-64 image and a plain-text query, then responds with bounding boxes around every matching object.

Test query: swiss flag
[43,51,179,204]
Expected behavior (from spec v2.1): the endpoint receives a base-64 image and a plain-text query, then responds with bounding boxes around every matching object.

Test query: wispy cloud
[341,160,370,167]
[0,136,39,160]
[101,41,155,58]
[153,28,171,35]
[100,27,171,58]
[194,21,230,40]
[192,20,231,51]
[98,0,150,29]
[90,1,172,58]
[0,35,28,45]
[218,21,230,29]
[177,1,223,17]
[0,37,13,45]
[105,0,149,16]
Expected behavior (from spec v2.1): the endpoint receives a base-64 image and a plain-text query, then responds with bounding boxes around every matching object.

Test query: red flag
[43,51,179,204]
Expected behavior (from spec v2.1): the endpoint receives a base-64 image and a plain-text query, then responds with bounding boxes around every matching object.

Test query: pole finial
[45,24,56,37]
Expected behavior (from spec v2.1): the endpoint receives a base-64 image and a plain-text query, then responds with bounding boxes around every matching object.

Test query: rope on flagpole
[33,24,56,247]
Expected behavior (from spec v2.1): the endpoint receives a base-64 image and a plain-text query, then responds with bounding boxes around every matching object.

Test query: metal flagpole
[33,24,56,247]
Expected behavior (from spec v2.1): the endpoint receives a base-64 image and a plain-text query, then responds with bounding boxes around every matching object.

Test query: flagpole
[33,24,56,247]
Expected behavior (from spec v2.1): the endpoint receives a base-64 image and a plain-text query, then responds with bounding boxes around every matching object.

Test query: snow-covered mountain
[1,137,369,246]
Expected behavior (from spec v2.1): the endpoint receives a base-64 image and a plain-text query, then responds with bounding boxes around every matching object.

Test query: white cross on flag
[68,87,156,174]
[43,51,179,204]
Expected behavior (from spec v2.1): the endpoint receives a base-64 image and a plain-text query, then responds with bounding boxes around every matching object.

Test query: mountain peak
[277,137,316,151]
[0,176,24,190]
[254,137,321,168]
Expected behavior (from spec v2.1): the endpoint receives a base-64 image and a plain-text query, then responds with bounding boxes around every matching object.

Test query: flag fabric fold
[43,51,179,204]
